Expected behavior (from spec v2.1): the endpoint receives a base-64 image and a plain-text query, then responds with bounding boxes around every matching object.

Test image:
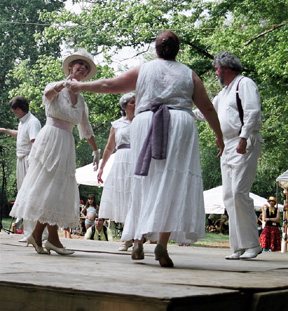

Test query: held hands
[54,75,78,93]
[66,79,82,94]
[92,149,101,171]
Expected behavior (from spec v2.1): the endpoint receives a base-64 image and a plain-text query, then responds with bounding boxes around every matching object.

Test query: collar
[19,111,31,123]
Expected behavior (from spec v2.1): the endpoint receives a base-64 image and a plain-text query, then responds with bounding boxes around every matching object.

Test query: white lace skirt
[10,124,80,228]
[99,148,132,223]
[122,110,206,244]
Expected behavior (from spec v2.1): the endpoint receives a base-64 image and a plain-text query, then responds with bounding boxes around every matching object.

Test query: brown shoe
[131,243,144,260]
[154,244,174,267]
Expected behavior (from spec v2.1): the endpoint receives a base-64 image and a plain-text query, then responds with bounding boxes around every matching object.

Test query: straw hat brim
[268,196,277,203]
[62,53,97,81]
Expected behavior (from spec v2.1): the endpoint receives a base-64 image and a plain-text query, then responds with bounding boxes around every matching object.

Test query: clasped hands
[64,76,82,94]
[54,75,82,94]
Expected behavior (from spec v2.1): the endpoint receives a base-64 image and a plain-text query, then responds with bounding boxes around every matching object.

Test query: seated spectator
[206,214,217,232]
[84,218,113,241]
[215,213,229,234]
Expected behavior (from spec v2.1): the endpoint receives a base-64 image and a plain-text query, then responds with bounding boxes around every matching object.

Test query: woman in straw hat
[10,49,100,255]
[259,196,281,252]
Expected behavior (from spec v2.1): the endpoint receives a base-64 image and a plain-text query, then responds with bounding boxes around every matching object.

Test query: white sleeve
[77,101,94,140]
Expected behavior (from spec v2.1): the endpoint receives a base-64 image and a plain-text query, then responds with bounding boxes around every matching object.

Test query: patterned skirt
[259,226,281,251]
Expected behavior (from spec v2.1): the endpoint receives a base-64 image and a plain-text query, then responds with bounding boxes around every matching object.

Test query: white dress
[10,82,95,228]
[99,117,132,223]
[121,59,205,244]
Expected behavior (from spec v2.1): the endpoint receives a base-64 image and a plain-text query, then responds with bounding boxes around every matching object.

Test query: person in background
[0,96,42,242]
[281,202,288,253]
[257,203,269,236]
[194,52,263,260]
[97,93,135,252]
[10,49,100,255]
[259,197,281,252]
[84,217,113,241]
[81,194,98,230]
[67,30,224,267]
[63,227,72,239]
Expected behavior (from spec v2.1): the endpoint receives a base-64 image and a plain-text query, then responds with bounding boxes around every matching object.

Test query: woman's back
[135,59,194,114]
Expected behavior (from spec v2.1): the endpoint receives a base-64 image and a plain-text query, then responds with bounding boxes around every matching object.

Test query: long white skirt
[122,110,206,244]
[10,124,80,229]
[99,148,132,223]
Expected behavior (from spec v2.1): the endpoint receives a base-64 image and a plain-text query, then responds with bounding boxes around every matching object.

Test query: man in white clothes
[194,52,263,259]
[0,96,42,242]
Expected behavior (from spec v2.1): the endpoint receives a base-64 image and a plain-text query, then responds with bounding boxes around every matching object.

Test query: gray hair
[119,92,135,108]
[212,52,243,73]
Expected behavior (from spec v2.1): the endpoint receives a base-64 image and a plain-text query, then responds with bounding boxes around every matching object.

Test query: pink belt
[46,117,74,132]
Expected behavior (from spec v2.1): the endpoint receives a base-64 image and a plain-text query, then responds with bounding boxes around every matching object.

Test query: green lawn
[194,232,229,248]
[1,218,14,231]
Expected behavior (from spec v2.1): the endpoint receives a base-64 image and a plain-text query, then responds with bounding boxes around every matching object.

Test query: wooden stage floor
[0,233,287,311]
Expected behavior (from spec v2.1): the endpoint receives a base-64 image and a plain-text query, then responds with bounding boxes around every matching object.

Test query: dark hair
[9,96,29,112]
[85,194,96,208]
[155,30,180,60]
[212,52,243,73]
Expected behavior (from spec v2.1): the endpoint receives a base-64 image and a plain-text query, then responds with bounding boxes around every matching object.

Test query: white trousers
[221,135,262,252]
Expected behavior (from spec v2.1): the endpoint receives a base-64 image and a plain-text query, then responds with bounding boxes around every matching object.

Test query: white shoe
[240,245,262,259]
[18,237,28,243]
[118,240,133,251]
[225,250,245,260]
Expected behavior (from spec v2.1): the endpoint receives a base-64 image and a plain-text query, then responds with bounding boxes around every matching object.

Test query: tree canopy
[1,0,287,204]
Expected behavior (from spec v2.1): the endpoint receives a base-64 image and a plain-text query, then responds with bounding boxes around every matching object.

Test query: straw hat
[62,49,97,81]
[268,196,277,203]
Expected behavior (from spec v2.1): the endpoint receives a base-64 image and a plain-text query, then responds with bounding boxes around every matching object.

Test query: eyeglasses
[98,234,101,241]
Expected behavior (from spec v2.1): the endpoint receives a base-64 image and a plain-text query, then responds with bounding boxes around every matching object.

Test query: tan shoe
[118,240,133,251]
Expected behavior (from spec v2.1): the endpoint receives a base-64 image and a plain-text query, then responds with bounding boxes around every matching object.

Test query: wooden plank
[1,234,288,311]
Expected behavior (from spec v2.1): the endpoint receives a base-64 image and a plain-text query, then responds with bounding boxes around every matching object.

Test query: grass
[194,232,230,248]
[1,218,14,231]
[1,217,230,248]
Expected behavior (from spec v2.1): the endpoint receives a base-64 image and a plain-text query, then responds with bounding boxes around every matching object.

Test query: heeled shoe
[154,244,174,267]
[45,241,74,256]
[131,243,144,260]
[26,235,49,255]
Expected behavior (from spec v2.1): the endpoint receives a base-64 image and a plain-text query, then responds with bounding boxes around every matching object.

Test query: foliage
[0,0,67,201]
[1,0,288,202]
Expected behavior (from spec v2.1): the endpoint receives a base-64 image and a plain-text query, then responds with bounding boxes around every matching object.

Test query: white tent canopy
[276,170,288,189]
[203,185,283,214]
[75,153,115,187]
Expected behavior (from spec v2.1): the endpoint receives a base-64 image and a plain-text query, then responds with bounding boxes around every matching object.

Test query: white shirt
[193,75,262,140]
[17,112,41,158]
[111,117,131,149]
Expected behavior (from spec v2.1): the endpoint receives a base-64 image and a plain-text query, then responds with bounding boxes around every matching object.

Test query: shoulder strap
[236,77,244,134]
[103,226,108,241]
[90,225,95,240]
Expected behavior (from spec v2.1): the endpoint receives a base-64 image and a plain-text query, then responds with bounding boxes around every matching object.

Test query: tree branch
[182,40,214,59]
[244,21,288,46]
